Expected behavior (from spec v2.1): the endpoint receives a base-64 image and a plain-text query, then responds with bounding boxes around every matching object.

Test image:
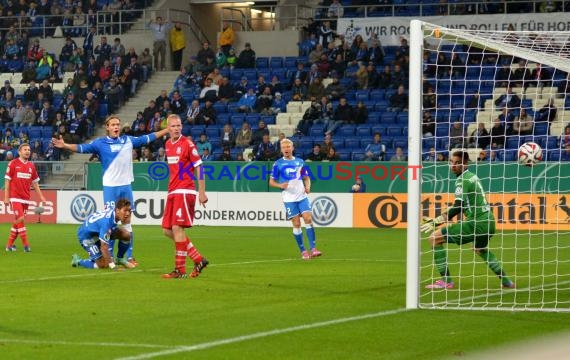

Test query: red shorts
[10,202,29,220]
[162,193,196,229]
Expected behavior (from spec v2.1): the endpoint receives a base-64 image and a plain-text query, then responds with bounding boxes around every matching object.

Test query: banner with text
[0,190,58,224]
[56,191,353,227]
[353,193,570,231]
[338,12,570,46]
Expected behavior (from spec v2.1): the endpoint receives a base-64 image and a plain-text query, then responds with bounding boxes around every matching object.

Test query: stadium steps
[40,161,87,190]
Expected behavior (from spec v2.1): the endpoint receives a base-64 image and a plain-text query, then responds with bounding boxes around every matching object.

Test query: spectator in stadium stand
[489,118,506,149]
[236,42,256,69]
[138,48,153,82]
[324,147,340,161]
[305,144,324,162]
[494,86,521,110]
[388,84,408,112]
[307,77,325,100]
[235,121,253,148]
[512,108,534,135]
[196,41,216,66]
[309,44,324,64]
[290,62,308,87]
[330,55,346,78]
[271,91,286,114]
[220,124,236,148]
[4,143,47,253]
[364,132,386,161]
[535,98,558,124]
[561,145,570,161]
[199,77,219,103]
[390,63,407,89]
[255,87,274,115]
[449,121,466,149]
[169,22,186,71]
[390,147,407,161]
[377,65,392,89]
[219,23,235,56]
[368,39,384,66]
[218,77,236,103]
[110,37,126,62]
[559,126,570,148]
[237,88,257,113]
[468,122,490,149]
[252,120,269,147]
[353,100,368,124]
[324,74,345,100]
[148,16,172,71]
[196,100,217,126]
[318,21,335,49]
[255,134,277,161]
[0,81,15,101]
[94,36,112,65]
[218,146,232,161]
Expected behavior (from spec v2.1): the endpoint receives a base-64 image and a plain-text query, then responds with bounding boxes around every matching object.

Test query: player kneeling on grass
[421,150,515,289]
[269,139,322,260]
[71,198,135,270]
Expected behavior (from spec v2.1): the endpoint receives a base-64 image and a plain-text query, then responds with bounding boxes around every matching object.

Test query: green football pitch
[1,224,569,359]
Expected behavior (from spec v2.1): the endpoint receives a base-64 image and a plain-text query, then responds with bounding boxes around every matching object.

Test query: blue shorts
[284,198,311,220]
[103,185,134,210]
[79,238,104,261]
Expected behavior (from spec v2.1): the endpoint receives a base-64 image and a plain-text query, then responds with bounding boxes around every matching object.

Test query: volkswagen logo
[311,196,338,226]
[70,194,97,222]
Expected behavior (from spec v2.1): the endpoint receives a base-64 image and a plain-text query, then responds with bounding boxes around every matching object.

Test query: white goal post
[407,20,570,311]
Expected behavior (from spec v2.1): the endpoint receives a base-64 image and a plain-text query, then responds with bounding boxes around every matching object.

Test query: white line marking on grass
[0,338,170,349]
[0,258,391,284]
[114,308,408,360]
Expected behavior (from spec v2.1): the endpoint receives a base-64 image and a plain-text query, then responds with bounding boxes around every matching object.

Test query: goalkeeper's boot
[116,257,136,269]
[301,250,311,260]
[24,246,31,252]
[310,248,322,258]
[5,245,17,252]
[190,258,209,278]
[161,269,188,279]
[502,280,516,289]
[71,254,81,267]
[127,257,139,267]
[426,279,455,289]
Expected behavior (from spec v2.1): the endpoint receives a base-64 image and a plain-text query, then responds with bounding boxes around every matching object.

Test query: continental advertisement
[354,193,570,231]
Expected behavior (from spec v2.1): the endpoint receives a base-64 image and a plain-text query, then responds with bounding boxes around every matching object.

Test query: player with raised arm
[53,116,169,266]
[421,150,515,289]
[269,139,322,260]
[161,114,209,279]
[71,198,134,270]
[4,143,47,252]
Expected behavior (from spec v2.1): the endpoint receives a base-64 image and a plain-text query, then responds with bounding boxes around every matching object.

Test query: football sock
[175,240,188,273]
[6,224,18,247]
[116,240,130,259]
[305,224,316,249]
[126,231,134,259]
[18,223,29,248]
[186,237,203,264]
[79,259,97,269]
[477,249,512,285]
[433,245,452,283]
[293,227,305,252]
[107,239,115,258]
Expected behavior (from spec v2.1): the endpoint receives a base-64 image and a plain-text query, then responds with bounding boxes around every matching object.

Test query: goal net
[407,20,570,311]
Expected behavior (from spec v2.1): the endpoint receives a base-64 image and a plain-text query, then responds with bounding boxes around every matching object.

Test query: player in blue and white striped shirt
[269,139,322,260]
[53,116,169,265]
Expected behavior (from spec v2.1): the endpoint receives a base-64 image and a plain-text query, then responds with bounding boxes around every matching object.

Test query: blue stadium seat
[310,125,325,136]
[544,136,558,150]
[205,127,220,138]
[436,124,449,137]
[355,90,369,101]
[367,112,381,124]
[27,126,43,139]
[217,113,230,124]
[380,112,397,124]
[386,126,402,136]
[356,125,372,137]
[547,149,561,161]
[345,137,360,148]
[339,126,355,137]
[393,138,408,150]
[352,151,366,161]
[370,90,386,101]
[533,123,548,136]
[270,57,284,68]
[503,149,517,161]
[256,57,269,68]
[41,126,54,138]
[230,115,246,127]
[333,139,345,149]
[230,69,243,81]
[98,103,108,119]
[271,69,286,81]
[213,103,227,113]
[300,138,314,149]
[261,115,276,125]
[337,150,351,161]
[371,125,387,135]
[506,136,521,150]
[396,113,408,124]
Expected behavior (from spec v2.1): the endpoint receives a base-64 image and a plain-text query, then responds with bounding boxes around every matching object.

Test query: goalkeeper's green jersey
[454,169,494,221]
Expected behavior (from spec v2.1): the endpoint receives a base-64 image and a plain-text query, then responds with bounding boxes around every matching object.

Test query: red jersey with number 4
[165,135,202,194]
[5,158,39,204]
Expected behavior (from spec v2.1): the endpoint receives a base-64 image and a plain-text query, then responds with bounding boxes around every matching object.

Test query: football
[518,141,543,166]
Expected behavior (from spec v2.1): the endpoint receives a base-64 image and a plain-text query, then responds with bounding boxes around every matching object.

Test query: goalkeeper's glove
[420,215,446,234]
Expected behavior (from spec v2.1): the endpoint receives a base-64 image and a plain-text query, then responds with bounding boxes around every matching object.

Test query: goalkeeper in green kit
[421,150,515,289]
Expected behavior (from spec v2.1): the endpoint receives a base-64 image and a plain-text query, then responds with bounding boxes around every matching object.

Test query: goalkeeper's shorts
[442,217,496,248]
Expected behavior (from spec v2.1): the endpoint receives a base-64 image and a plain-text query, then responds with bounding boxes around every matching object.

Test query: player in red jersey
[4,143,47,252]
[161,114,209,279]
